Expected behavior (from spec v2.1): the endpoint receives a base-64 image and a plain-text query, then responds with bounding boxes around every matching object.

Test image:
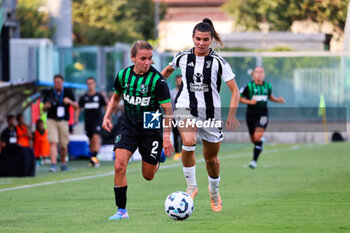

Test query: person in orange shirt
[33,119,50,165]
[16,113,31,147]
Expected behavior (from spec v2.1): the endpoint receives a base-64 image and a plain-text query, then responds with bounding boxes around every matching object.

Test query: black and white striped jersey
[170,48,235,120]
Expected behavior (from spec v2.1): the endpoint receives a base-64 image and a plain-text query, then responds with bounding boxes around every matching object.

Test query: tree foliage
[224,0,350,31]
[72,0,166,45]
[16,0,165,45]
[16,0,53,38]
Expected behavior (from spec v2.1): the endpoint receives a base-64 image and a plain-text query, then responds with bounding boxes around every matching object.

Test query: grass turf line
[0,142,349,233]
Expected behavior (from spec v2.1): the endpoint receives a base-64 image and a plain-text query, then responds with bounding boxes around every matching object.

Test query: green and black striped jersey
[113,65,171,125]
[240,80,272,116]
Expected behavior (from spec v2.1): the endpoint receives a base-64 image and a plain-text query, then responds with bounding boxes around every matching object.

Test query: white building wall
[158,20,233,52]
[10,39,54,82]
[221,32,326,51]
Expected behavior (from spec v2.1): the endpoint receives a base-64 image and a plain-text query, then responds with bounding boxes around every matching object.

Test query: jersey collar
[191,47,213,57]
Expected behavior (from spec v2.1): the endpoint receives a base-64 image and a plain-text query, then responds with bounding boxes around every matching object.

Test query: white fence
[293,68,345,105]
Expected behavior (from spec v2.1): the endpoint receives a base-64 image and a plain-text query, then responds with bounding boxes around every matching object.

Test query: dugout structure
[0,81,86,132]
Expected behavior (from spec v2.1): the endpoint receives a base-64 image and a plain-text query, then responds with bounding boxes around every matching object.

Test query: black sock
[114,186,127,209]
[91,152,98,158]
[253,141,263,162]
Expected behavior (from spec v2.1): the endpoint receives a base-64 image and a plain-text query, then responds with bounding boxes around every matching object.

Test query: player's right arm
[161,51,184,80]
[75,96,85,124]
[103,71,124,132]
[102,93,121,133]
[239,85,257,105]
[239,97,256,105]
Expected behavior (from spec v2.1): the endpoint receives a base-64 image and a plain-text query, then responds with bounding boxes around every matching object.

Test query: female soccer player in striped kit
[162,18,240,212]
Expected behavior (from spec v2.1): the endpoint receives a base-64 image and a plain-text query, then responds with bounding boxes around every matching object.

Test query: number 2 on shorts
[151,141,159,154]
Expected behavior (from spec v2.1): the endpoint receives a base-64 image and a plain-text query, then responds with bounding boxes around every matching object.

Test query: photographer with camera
[43,74,78,172]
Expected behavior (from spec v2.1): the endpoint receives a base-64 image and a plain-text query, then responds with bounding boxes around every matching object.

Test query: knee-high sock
[208,176,220,194]
[253,141,263,162]
[183,166,197,186]
[114,185,127,209]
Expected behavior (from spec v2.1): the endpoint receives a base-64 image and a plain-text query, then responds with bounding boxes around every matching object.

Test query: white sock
[208,176,220,194]
[183,166,197,187]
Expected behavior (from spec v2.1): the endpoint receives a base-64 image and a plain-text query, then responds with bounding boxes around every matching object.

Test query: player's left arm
[267,83,285,103]
[160,101,174,157]
[269,94,285,103]
[156,77,174,157]
[225,79,240,131]
[100,93,107,108]
[221,60,240,131]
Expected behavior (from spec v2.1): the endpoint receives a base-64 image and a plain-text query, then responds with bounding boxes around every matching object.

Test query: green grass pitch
[0,142,349,233]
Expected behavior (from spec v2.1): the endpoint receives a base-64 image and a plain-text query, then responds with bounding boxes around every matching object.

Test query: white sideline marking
[0,172,113,192]
[0,144,311,192]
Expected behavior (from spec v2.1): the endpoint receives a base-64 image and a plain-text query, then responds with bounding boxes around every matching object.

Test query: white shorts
[173,109,224,143]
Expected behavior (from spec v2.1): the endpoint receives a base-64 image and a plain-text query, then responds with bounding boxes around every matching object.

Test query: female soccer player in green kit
[240,66,285,169]
[103,40,174,220]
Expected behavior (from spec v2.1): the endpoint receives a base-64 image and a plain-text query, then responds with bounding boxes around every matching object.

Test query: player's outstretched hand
[163,137,174,157]
[278,96,285,104]
[226,117,240,132]
[102,118,113,133]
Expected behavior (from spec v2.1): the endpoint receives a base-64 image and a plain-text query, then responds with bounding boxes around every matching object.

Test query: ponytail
[193,18,224,48]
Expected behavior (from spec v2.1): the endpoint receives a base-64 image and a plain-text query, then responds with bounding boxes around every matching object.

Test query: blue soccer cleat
[159,149,167,163]
[49,164,57,172]
[108,209,129,220]
[60,164,69,171]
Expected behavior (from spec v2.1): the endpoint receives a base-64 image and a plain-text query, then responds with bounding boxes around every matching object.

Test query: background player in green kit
[102,40,174,220]
[240,66,285,169]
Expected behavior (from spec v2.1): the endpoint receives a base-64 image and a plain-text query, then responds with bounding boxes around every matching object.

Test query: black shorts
[246,115,269,135]
[113,121,163,165]
[85,123,102,139]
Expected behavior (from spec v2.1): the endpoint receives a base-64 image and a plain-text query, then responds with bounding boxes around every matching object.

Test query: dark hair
[192,18,223,48]
[130,40,153,58]
[16,113,23,120]
[7,114,15,121]
[36,119,43,128]
[54,74,64,80]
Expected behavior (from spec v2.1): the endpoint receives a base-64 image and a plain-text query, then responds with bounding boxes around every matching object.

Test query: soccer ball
[164,191,194,220]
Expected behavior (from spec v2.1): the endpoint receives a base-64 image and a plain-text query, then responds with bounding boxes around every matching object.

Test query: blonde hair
[130,40,153,57]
